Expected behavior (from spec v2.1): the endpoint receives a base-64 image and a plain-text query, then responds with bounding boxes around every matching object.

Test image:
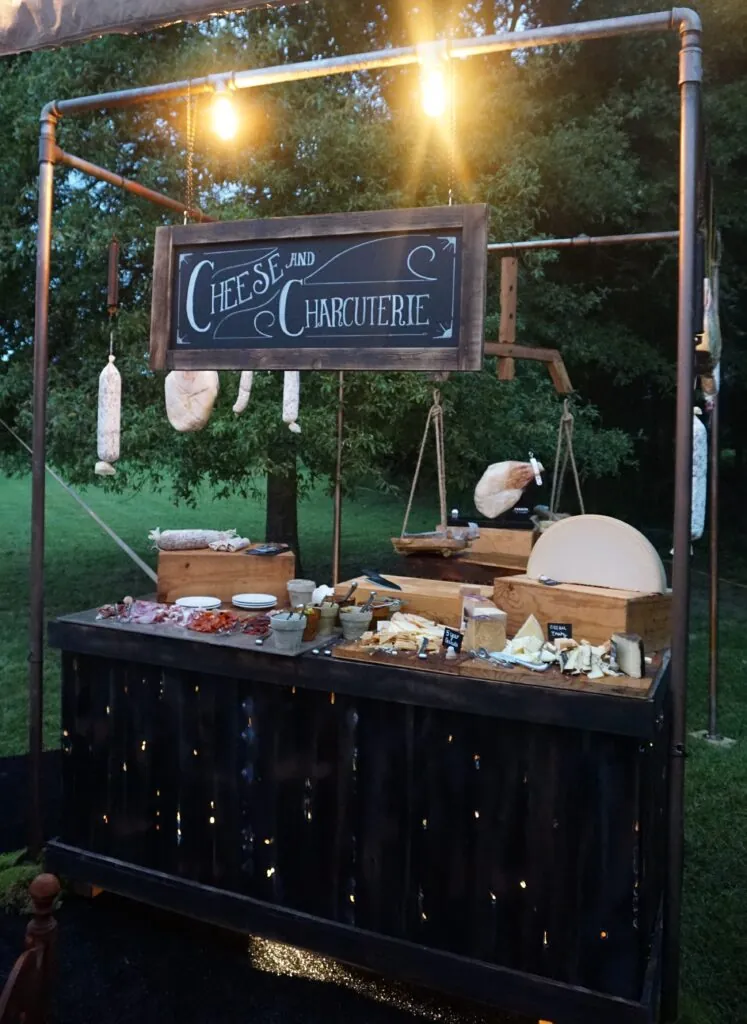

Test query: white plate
[175,595,222,610]
[232,593,277,610]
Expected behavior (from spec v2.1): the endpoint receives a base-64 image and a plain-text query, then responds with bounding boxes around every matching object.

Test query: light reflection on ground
[248,938,510,1023]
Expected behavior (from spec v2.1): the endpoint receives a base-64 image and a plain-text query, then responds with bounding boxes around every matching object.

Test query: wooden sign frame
[149,205,487,372]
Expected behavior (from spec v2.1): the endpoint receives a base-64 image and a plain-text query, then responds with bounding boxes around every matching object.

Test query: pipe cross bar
[45,9,700,119]
[487,231,679,254]
[55,148,216,222]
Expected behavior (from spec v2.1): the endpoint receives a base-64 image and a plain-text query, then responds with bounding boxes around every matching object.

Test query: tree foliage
[0,0,744,537]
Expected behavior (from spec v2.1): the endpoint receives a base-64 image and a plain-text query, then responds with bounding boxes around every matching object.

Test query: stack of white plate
[232,593,278,611]
[175,595,221,610]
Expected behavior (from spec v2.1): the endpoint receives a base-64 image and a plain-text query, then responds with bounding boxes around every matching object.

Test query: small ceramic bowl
[270,611,307,653]
[339,606,373,642]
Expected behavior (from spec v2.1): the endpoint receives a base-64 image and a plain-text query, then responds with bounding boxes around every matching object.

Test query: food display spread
[93,516,669,692]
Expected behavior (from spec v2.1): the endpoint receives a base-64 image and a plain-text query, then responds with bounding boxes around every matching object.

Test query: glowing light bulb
[212,91,238,141]
[420,64,448,118]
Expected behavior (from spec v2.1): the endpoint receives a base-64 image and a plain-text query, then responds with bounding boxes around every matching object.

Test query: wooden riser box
[334,575,492,629]
[157,548,296,605]
[492,574,671,651]
[460,527,537,572]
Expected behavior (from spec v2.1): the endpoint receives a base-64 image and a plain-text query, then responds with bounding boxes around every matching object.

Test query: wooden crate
[334,575,492,628]
[492,574,672,651]
[460,527,537,572]
[157,547,296,604]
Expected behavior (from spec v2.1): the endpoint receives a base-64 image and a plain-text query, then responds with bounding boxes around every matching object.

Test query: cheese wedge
[516,613,545,643]
[611,633,645,678]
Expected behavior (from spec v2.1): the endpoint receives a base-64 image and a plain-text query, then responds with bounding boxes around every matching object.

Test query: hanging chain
[184,81,196,225]
[447,55,456,206]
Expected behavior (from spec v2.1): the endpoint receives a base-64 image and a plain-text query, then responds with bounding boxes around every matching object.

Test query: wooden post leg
[498,357,515,381]
[547,357,573,394]
[497,256,518,380]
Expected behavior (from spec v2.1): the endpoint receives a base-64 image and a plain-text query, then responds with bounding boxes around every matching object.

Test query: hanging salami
[233,370,254,414]
[282,370,301,433]
[95,354,121,476]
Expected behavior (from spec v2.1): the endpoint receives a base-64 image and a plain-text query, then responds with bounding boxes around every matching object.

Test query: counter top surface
[49,609,669,738]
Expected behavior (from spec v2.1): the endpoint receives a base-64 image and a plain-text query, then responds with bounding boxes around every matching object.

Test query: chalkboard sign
[548,623,573,641]
[442,627,464,652]
[150,206,487,372]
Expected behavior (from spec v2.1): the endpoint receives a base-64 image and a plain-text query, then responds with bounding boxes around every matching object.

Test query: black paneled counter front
[47,610,671,1024]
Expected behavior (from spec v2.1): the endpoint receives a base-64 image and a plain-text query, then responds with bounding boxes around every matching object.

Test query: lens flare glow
[420,65,448,118]
[212,93,238,140]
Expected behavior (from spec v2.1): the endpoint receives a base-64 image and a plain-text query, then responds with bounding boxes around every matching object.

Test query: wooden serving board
[332,641,654,697]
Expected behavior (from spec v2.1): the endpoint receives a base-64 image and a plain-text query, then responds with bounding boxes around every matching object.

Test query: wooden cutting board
[332,641,653,696]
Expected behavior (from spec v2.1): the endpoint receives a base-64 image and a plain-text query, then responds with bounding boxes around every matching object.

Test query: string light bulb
[417,40,450,119]
[212,81,238,141]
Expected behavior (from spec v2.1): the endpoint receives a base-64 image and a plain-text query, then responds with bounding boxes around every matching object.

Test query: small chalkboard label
[548,622,573,640]
[443,627,464,652]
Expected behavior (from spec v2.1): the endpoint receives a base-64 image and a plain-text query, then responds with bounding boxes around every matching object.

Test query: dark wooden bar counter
[47,610,671,1024]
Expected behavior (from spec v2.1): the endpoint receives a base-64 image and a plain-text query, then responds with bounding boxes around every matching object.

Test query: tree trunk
[265,461,302,574]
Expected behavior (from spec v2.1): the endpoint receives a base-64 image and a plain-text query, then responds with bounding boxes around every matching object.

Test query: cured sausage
[233,371,254,414]
[282,371,301,433]
[95,354,121,476]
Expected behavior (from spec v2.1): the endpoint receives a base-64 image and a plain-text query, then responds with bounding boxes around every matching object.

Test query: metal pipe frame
[708,389,720,738]
[55,148,216,222]
[28,9,703,1021]
[487,230,678,254]
[332,371,345,586]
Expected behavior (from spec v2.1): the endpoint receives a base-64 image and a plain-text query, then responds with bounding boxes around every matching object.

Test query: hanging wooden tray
[391,532,468,557]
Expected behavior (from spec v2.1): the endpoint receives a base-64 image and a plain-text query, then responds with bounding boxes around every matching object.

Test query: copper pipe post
[662,14,703,1022]
[332,371,344,585]
[28,113,57,859]
[707,388,720,738]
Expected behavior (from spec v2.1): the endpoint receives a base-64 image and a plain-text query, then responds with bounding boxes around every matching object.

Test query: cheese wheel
[526,515,667,594]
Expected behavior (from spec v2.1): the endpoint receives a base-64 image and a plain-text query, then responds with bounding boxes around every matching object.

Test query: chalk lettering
[186,259,213,333]
[278,278,303,337]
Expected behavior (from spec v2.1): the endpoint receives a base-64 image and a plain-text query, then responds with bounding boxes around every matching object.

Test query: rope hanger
[401,389,447,537]
[550,398,585,515]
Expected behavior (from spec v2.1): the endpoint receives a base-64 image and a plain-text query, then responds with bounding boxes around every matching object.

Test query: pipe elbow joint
[40,100,60,123]
[671,8,703,34]
[38,103,59,164]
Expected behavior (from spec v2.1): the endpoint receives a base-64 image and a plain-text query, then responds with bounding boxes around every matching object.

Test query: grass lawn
[0,471,745,1023]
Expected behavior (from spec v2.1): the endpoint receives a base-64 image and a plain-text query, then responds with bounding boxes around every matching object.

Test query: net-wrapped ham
[165,370,219,432]
[474,460,541,519]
